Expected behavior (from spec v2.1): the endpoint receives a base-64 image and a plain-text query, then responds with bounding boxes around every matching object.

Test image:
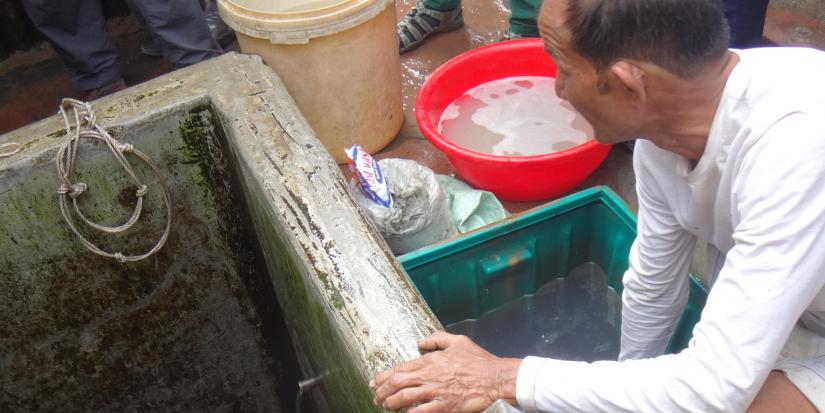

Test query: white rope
[56,98,172,263]
[0,142,21,158]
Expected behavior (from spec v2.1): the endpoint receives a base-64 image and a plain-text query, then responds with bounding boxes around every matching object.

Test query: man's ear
[609,60,647,102]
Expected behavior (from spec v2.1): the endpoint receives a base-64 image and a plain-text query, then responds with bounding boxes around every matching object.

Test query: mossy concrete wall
[0,98,300,411]
[0,53,441,412]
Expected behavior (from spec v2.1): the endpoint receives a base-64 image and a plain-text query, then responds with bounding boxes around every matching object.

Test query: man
[371,0,825,411]
[22,0,222,100]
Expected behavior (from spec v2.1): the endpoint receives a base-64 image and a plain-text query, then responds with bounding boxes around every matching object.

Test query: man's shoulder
[735,47,825,70]
[731,47,825,104]
[717,48,825,151]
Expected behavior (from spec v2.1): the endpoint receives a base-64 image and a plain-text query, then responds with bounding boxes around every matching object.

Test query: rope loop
[56,98,172,263]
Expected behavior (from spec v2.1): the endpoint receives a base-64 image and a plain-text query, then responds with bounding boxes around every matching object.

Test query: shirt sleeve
[516,113,825,413]
[619,144,696,361]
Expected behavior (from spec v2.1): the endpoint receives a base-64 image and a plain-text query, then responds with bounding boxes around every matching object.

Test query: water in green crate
[401,188,708,356]
[446,262,622,362]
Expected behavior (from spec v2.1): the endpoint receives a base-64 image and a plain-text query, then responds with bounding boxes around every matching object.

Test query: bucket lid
[218,0,392,44]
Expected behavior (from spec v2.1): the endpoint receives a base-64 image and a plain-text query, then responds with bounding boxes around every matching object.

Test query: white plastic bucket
[218,0,403,163]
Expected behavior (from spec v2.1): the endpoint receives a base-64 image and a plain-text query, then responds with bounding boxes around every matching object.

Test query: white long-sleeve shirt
[516,47,825,412]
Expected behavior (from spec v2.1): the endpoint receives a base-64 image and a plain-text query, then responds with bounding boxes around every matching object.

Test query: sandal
[498,30,526,42]
[397,2,464,54]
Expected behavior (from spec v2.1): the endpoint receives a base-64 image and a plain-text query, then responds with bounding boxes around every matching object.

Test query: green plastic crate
[399,186,707,354]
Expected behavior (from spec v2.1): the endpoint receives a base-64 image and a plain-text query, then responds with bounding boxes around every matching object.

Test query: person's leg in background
[724,0,771,48]
[423,0,462,12]
[204,0,235,47]
[20,0,125,98]
[397,0,463,54]
[508,0,542,38]
[127,0,164,57]
[126,0,221,69]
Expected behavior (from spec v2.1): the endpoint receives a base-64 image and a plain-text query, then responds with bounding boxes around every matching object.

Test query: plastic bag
[349,158,457,255]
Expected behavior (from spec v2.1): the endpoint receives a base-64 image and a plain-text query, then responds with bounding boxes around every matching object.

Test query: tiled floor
[1,1,823,216]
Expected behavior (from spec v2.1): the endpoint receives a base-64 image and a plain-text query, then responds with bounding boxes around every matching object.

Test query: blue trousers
[22,0,220,91]
[724,0,770,48]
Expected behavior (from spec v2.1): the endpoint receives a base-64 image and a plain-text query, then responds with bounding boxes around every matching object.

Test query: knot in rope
[79,101,96,125]
[57,182,88,199]
[55,98,172,263]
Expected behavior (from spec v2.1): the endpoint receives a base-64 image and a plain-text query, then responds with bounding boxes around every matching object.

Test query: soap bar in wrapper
[345,145,393,208]
[347,157,458,255]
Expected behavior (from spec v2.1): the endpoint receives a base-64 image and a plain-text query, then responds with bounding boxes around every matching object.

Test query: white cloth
[776,323,825,410]
[516,47,825,412]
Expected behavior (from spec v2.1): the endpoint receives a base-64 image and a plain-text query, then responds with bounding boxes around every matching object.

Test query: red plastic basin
[416,38,611,202]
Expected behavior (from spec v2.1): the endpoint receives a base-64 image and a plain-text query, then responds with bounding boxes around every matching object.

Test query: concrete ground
[1,0,824,278]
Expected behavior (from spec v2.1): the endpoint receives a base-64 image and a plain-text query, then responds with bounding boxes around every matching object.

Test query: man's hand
[370,331,522,413]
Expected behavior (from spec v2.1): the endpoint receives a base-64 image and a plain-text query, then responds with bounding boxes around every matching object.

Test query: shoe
[81,78,127,101]
[397,1,464,54]
[498,30,525,42]
[501,28,540,41]
[140,33,162,57]
[505,30,525,40]
[205,0,236,47]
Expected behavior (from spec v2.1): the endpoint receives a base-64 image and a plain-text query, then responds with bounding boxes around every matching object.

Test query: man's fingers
[407,399,451,413]
[370,358,424,390]
[372,372,423,407]
[382,386,431,411]
[418,331,464,352]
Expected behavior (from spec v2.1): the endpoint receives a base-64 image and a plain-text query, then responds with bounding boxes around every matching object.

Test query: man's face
[538,0,643,144]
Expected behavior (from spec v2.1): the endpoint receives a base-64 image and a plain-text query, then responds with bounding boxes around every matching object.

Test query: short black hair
[565,0,730,78]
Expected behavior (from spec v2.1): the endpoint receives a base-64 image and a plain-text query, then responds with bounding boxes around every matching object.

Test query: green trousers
[423,0,542,37]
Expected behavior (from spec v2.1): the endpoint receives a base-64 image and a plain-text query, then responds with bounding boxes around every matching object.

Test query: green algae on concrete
[252,204,381,412]
[207,54,443,411]
[0,104,300,412]
[1,53,444,413]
